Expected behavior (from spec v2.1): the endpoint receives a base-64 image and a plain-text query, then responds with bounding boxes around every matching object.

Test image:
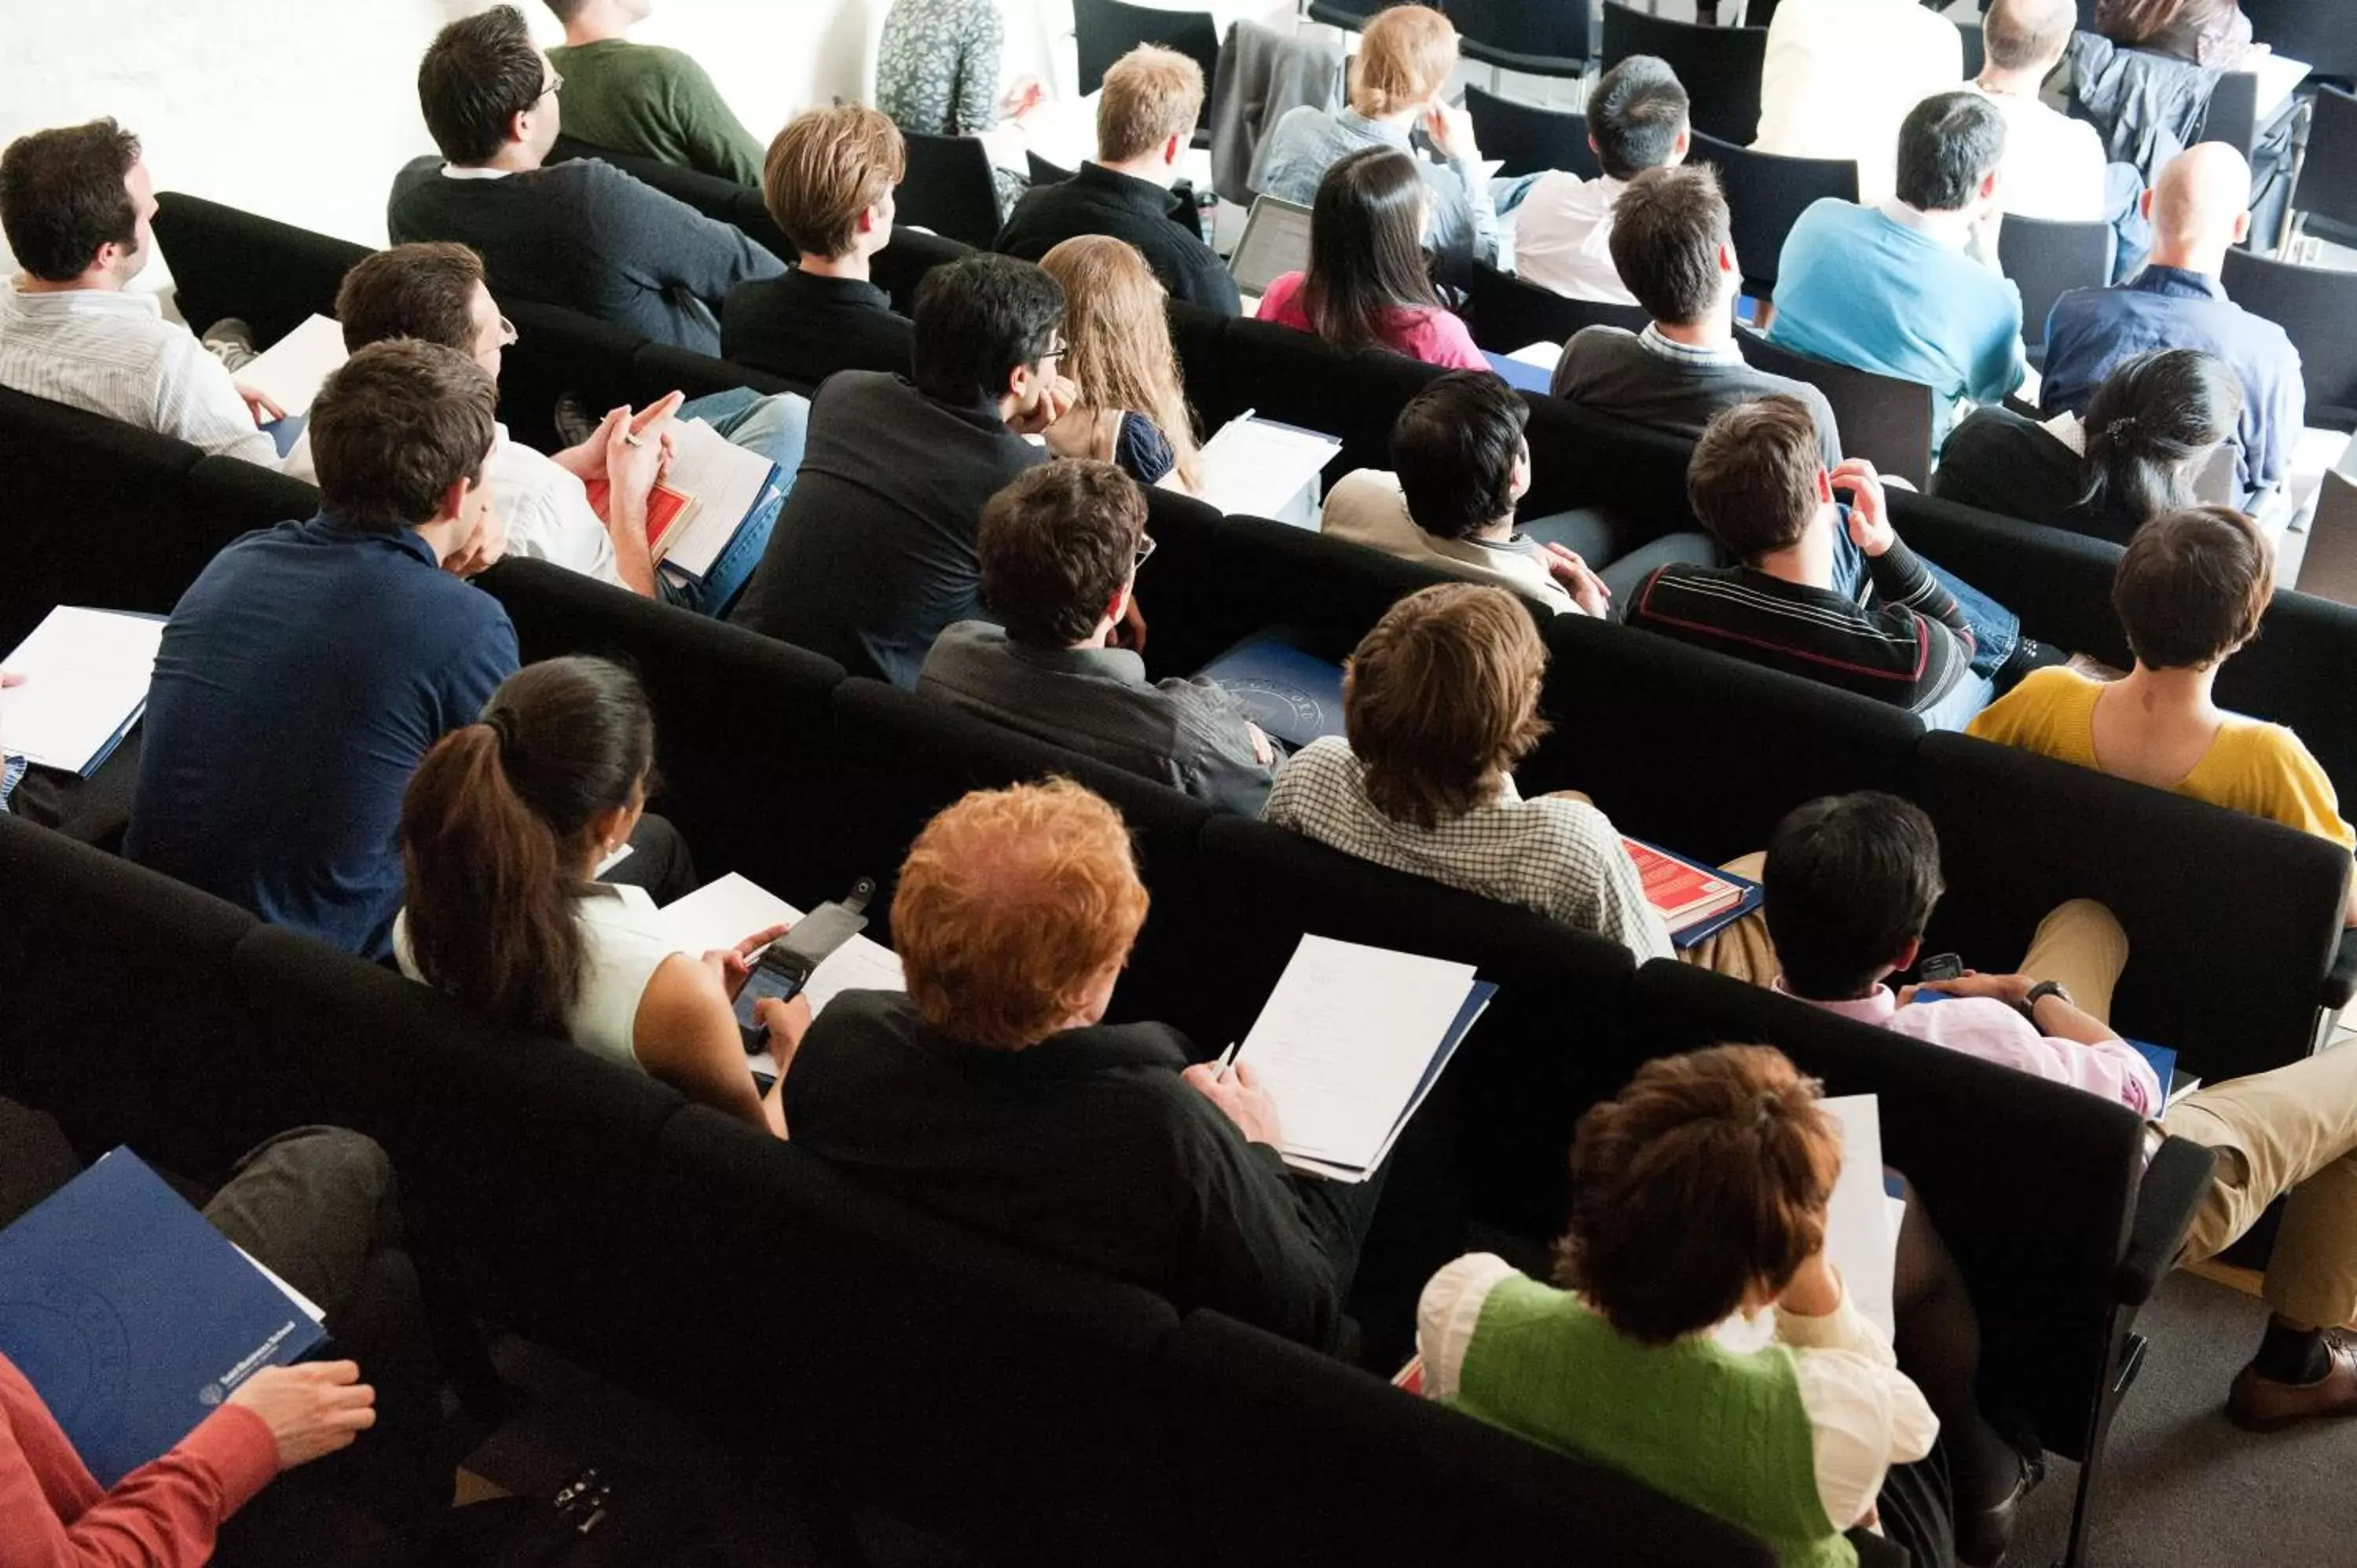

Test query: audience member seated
[1419,1043,1969,1567]
[785,779,1374,1351]
[2039,144,2301,508]
[1626,397,2004,729]
[124,342,512,959]
[1967,0,2112,222]
[1263,584,1673,961]
[1038,236,1196,490]
[398,656,804,1134]
[733,254,1118,684]
[1320,371,1618,617]
[1248,2,1497,270]
[995,46,1238,315]
[0,1119,442,1563]
[1768,789,2357,1428]
[309,244,801,615]
[0,118,279,465]
[390,5,783,356]
[541,0,765,185]
[1768,91,2025,444]
[1969,506,2357,921]
[2097,0,2253,68]
[1933,347,2241,544]
[1754,0,1964,203]
[723,104,914,384]
[1255,147,1485,371]
[1551,165,1842,470]
[918,460,1276,811]
[874,0,1041,212]
[1509,55,1688,307]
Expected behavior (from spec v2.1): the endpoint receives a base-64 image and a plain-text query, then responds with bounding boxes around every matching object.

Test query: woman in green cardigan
[1416,1046,1955,1568]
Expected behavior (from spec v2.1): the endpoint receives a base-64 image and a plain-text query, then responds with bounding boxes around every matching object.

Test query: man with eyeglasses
[731,254,1115,687]
[918,460,1280,814]
[285,242,797,614]
[390,4,783,355]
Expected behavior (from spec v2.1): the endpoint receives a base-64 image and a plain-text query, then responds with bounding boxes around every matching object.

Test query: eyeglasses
[1132,534,1157,570]
[496,315,519,348]
[540,71,565,100]
[1040,337,1069,364]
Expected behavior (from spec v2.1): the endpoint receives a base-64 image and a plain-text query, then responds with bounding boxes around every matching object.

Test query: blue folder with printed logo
[0,1149,326,1486]
[1196,633,1347,750]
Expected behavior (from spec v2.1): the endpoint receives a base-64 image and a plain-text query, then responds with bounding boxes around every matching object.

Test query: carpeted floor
[2003,1269,2357,1568]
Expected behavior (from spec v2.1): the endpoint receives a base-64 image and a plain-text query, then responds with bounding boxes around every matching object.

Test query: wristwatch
[2020,980,2071,1021]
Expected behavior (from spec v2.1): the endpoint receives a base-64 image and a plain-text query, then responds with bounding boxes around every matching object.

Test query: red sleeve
[1418,309,1490,371]
[0,1392,279,1568]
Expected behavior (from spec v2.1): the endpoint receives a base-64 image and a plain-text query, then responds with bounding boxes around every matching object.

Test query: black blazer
[995,162,1241,315]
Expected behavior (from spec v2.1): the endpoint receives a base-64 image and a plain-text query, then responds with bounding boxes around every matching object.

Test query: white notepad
[652,419,779,580]
[1235,935,1486,1179]
[0,607,167,773]
[1175,413,1343,524]
[1818,1094,1900,1342]
[233,314,347,418]
[657,874,905,1075]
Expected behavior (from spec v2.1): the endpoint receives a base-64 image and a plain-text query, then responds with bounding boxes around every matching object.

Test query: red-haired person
[783,779,1375,1351]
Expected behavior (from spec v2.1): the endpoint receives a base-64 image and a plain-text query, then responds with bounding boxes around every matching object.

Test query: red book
[583,479,698,559]
[1620,837,1747,931]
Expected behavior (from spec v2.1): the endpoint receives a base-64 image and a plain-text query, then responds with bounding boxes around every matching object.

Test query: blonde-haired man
[1248,3,1499,268]
[994,46,1238,313]
[724,104,915,383]
[782,779,1371,1350]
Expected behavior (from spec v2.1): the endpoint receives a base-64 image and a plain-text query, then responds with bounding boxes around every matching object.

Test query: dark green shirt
[547,38,765,187]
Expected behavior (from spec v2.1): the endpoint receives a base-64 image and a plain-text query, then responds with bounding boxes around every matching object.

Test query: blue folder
[0,1149,325,1486]
[1481,349,1556,394]
[1196,633,1347,750]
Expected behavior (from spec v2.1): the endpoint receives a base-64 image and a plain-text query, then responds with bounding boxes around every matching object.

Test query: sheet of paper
[234,314,347,418]
[655,419,778,577]
[1180,415,1343,519]
[1238,934,1476,1171]
[2249,49,2308,122]
[657,874,907,1072]
[0,607,166,771]
[1509,339,1565,370]
[1819,1095,1898,1342]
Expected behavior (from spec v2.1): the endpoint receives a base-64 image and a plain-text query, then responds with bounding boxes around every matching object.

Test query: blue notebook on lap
[1196,634,1347,750]
[0,1149,327,1486]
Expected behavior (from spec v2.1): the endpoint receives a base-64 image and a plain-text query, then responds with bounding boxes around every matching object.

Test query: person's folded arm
[1174,1105,1347,1352]
[0,1394,278,1568]
[591,161,783,305]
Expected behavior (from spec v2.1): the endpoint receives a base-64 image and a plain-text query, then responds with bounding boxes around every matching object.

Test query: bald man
[2040,143,2304,504]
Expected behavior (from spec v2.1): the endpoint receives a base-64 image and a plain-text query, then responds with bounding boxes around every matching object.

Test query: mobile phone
[1918,951,1964,984]
[735,877,877,1053]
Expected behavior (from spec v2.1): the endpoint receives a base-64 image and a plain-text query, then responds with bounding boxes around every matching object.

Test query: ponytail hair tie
[482,707,520,757]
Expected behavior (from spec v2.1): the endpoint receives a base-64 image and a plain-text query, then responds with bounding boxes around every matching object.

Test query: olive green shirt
[547,38,765,187]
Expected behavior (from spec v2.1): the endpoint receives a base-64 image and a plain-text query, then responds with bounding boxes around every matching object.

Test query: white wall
[0,0,886,264]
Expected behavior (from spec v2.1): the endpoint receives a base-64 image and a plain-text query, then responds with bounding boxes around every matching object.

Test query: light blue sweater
[1765,199,2024,444]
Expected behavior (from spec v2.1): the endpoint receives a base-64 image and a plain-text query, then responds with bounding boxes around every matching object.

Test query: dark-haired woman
[395,657,805,1134]
[1931,347,2242,544]
[1416,1046,1960,1567]
[1255,147,1486,371]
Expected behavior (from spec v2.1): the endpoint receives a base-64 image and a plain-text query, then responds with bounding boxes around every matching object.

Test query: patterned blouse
[876,0,1004,138]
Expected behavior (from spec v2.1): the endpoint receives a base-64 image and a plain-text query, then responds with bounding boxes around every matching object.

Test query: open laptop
[1227,193,1314,306]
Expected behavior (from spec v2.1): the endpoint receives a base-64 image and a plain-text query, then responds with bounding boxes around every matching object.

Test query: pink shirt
[1254,272,1487,371]
[1780,980,2162,1117]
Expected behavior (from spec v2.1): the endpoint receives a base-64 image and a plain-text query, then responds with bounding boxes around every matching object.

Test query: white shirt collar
[1876,197,1973,250]
[1638,321,1745,367]
[5,278,163,317]
[440,163,513,181]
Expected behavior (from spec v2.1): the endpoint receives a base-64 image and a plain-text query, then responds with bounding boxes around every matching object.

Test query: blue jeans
[1831,522,2022,682]
[659,388,808,617]
[1918,671,1996,733]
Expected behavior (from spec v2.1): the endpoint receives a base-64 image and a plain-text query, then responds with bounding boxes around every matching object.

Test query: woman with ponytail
[1933,348,2242,545]
[396,657,805,1134]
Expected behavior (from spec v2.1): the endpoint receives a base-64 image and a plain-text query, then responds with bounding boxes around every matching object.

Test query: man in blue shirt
[125,340,519,958]
[1767,91,2025,445]
[2040,143,2303,507]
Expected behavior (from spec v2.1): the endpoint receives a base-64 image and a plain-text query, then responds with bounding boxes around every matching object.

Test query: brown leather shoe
[2228,1332,2357,1432]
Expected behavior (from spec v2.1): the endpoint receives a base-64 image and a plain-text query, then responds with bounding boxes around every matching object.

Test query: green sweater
[548,38,766,187]
[1450,1276,1853,1568]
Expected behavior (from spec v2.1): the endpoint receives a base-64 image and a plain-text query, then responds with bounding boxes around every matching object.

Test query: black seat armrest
[2116,1135,2218,1305]
[1848,1526,1913,1566]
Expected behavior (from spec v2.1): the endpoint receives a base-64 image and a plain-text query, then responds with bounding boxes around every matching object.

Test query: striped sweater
[1627,539,1975,715]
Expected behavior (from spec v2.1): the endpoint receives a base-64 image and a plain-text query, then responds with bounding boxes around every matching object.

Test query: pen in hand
[1211,1041,1240,1082]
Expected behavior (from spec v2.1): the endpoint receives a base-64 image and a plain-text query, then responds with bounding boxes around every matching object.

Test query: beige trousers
[2040,899,2357,1328]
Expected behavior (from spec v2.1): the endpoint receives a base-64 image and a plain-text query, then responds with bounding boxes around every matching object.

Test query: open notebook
[656,874,904,1076]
